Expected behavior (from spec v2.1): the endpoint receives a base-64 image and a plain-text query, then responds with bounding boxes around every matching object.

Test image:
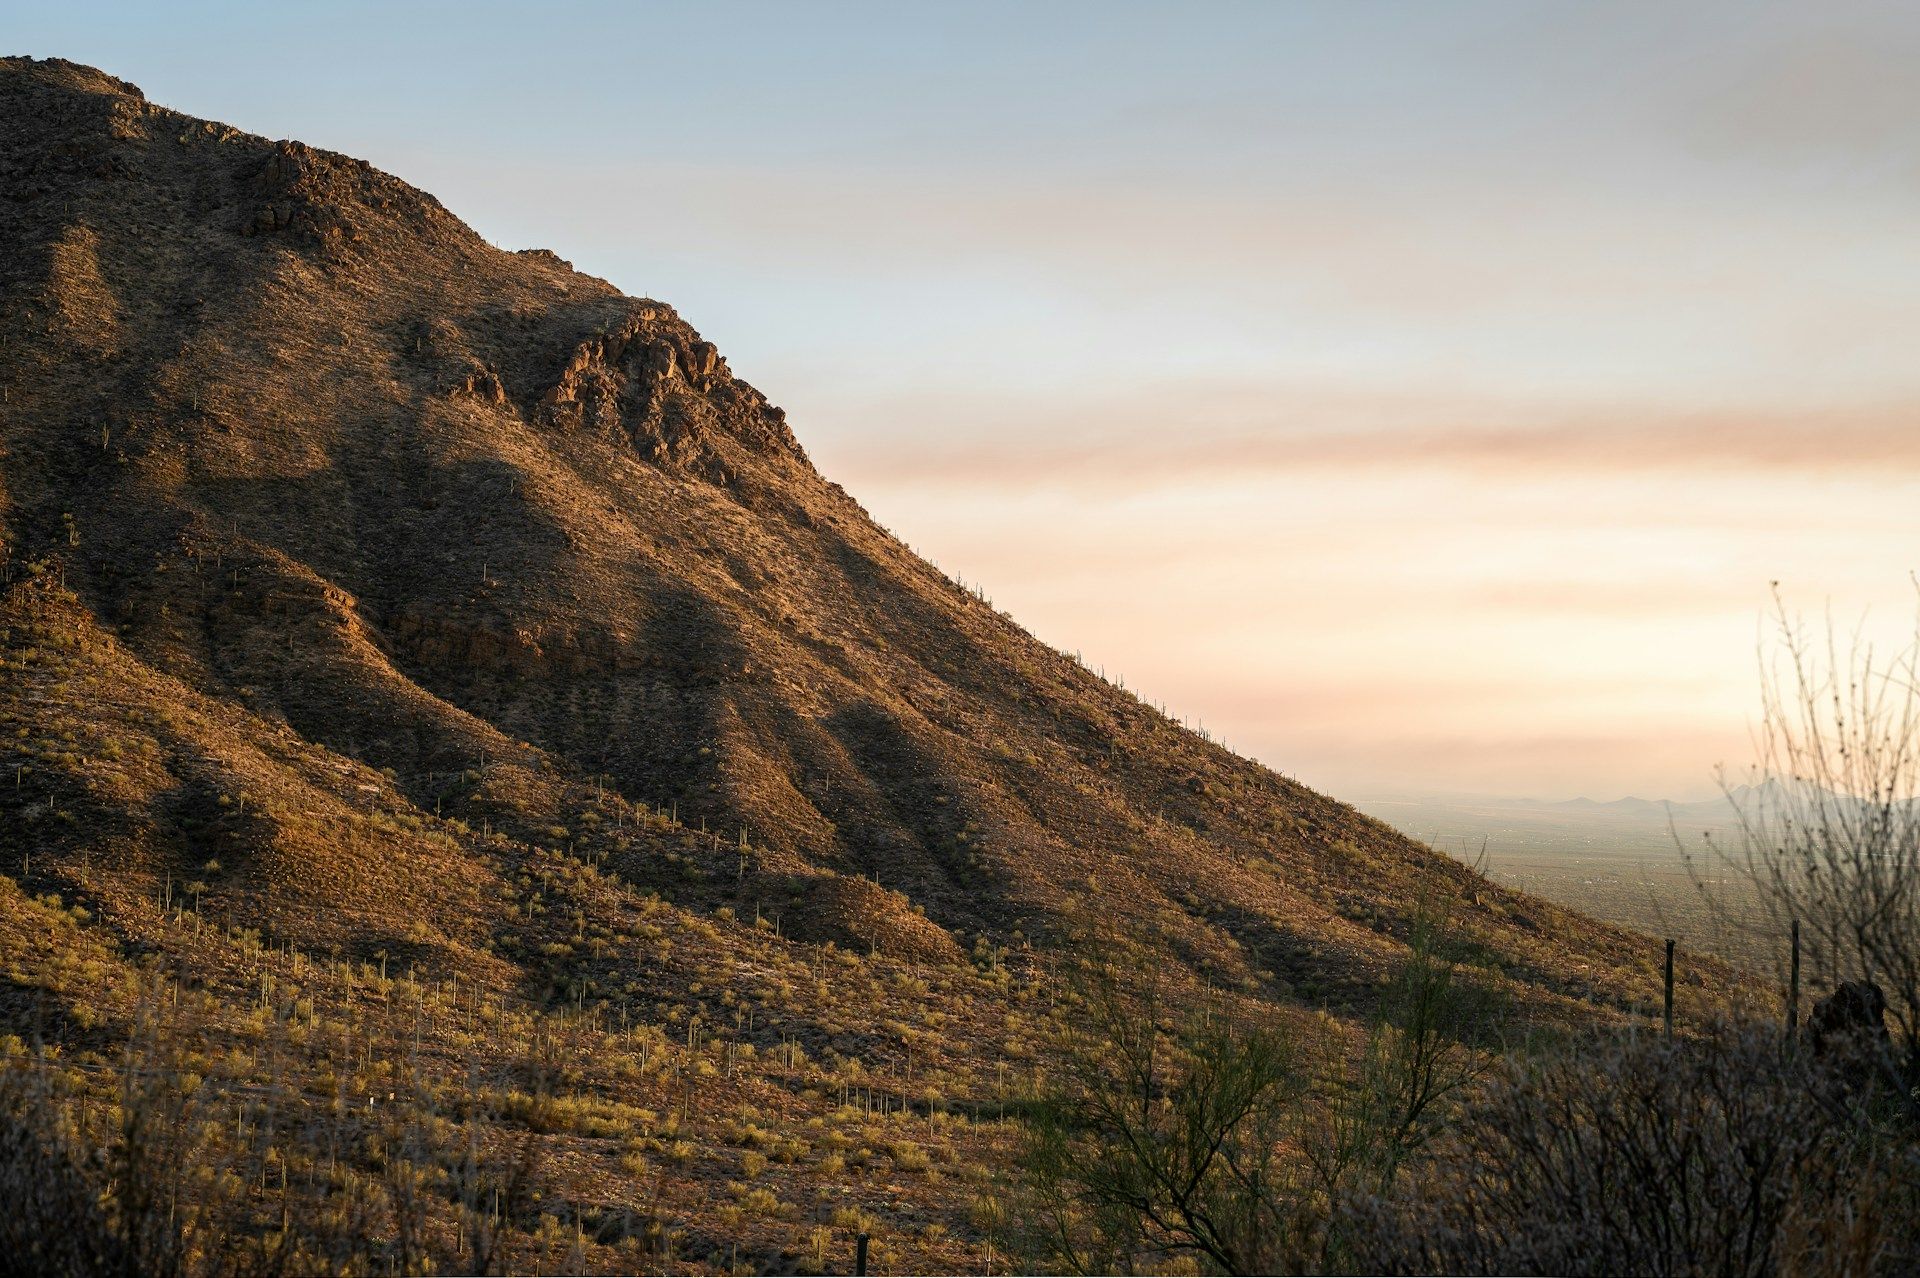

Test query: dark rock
[1806,980,1892,1066]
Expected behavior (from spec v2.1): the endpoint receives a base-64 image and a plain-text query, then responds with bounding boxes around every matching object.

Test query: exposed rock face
[536,308,801,471]
[241,138,461,249]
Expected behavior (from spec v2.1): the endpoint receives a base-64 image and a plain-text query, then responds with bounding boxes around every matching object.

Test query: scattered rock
[449,367,507,407]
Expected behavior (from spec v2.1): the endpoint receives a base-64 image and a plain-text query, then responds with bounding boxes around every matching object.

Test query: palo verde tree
[1017,902,1498,1276]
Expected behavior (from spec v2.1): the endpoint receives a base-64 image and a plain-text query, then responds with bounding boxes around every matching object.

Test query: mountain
[1532,783,1827,822]
[0,57,1674,1271]
[1548,796,1666,814]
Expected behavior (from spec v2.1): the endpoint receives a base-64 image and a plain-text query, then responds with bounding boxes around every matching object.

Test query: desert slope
[0,55,1671,1024]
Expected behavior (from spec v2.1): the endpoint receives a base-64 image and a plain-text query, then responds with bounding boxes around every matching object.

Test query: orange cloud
[813,381,1920,495]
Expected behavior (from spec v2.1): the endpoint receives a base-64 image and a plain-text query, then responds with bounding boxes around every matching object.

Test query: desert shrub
[1354,1020,1920,1277]
[0,990,564,1277]
[1022,1006,1311,1274]
[736,1186,783,1216]
[1015,904,1497,1275]
[1694,591,1920,1106]
[1313,904,1501,1204]
[0,1065,132,1277]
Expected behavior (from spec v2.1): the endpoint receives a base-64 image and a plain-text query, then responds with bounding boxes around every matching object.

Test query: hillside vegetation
[0,57,1716,1273]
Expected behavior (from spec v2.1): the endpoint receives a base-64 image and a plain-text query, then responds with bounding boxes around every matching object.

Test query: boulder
[1806,980,1893,1067]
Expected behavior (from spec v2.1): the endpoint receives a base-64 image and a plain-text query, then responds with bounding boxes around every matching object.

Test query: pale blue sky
[15,2,1920,799]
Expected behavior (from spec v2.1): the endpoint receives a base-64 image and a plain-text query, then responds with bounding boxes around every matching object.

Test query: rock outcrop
[241,138,461,249]
[536,307,804,472]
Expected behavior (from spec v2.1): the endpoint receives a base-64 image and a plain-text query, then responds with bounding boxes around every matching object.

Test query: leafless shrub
[0,1060,132,1278]
[1354,1020,1919,1277]
[1691,587,1920,1105]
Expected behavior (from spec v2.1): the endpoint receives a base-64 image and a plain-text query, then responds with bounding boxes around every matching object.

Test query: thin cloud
[818,383,1920,493]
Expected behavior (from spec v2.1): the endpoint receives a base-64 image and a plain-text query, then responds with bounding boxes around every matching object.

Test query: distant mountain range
[1545,792,1738,820]
[1357,782,1794,824]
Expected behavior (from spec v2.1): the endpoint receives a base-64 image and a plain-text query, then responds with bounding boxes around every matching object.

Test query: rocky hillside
[0,56,1689,1271]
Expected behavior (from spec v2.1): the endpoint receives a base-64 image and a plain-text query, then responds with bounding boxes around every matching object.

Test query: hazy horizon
[18,1,1920,802]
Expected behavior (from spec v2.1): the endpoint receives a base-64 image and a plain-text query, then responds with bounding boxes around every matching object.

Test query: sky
[14,1,1920,801]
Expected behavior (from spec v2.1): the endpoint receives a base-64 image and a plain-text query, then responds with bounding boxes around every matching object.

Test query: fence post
[856,1231,870,1276]
[1663,938,1675,1041]
[1788,918,1801,1036]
